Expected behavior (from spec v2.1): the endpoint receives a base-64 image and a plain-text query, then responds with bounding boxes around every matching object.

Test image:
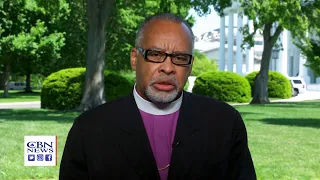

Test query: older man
[59,13,256,180]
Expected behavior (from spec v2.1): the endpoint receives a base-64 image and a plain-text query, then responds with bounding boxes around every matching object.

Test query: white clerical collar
[133,84,183,115]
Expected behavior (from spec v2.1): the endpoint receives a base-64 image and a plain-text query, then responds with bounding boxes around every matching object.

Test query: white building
[194,3,320,89]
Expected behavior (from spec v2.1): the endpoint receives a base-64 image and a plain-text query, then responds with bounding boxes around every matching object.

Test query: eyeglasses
[137,47,193,66]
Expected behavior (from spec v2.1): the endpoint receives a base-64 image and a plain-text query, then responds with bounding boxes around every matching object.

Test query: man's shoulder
[75,94,133,124]
[186,92,244,130]
[186,91,237,113]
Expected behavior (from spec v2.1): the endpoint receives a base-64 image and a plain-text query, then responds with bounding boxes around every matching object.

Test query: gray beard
[145,76,179,104]
[145,86,179,104]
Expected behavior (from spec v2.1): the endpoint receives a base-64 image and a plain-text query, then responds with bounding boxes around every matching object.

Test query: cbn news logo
[24,136,57,166]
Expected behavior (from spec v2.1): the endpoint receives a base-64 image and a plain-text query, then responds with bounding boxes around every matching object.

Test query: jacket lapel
[168,91,203,179]
[113,94,160,180]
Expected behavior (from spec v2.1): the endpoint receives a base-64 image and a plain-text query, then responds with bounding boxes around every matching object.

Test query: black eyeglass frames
[137,47,193,65]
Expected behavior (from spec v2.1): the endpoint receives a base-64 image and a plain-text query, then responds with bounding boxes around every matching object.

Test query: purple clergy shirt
[139,109,180,180]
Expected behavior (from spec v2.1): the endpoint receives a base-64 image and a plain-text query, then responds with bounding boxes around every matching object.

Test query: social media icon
[28,154,35,161]
[37,154,44,161]
[45,154,52,161]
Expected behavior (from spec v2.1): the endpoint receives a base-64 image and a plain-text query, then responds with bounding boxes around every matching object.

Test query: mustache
[149,75,178,87]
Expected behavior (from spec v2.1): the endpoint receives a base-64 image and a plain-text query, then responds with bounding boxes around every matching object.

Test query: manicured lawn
[0,100,319,179]
[0,90,41,103]
[0,109,79,180]
[235,100,320,180]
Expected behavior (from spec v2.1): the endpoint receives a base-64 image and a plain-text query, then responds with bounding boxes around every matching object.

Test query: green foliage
[41,68,134,110]
[245,71,292,99]
[0,0,69,77]
[184,79,189,91]
[105,0,195,70]
[57,0,87,70]
[302,40,320,77]
[193,71,251,103]
[192,0,320,103]
[191,50,218,76]
[10,73,44,88]
[193,0,319,55]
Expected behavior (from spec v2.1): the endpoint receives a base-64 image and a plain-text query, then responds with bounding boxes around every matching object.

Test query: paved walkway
[0,101,40,109]
[230,90,320,106]
[271,90,320,103]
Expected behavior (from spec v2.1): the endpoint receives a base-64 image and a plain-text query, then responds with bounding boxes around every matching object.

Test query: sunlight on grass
[0,90,41,103]
[0,101,319,179]
[0,109,79,179]
[235,100,320,179]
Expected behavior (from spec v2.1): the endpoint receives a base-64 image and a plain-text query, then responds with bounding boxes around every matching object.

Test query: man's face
[130,19,193,104]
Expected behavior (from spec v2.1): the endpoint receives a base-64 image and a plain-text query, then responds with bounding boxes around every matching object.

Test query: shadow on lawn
[242,101,320,109]
[0,109,79,123]
[267,101,320,108]
[0,91,41,98]
[262,118,320,128]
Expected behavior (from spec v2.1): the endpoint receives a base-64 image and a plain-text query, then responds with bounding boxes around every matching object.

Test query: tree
[302,40,320,77]
[191,50,218,76]
[192,0,320,104]
[12,21,65,92]
[57,0,87,70]
[77,0,116,111]
[0,0,28,97]
[105,0,195,71]
[78,0,195,111]
[0,0,69,95]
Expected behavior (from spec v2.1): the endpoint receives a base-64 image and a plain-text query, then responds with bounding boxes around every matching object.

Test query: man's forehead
[141,19,192,41]
[144,19,184,31]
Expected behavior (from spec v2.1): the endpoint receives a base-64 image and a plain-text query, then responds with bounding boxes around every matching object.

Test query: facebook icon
[45,154,52,161]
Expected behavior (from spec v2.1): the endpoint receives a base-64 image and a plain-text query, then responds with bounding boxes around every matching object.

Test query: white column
[219,16,226,71]
[280,30,288,77]
[236,14,243,75]
[269,57,272,70]
[245,18,254,73]
[227,13,234,72]
[293,46,300,76]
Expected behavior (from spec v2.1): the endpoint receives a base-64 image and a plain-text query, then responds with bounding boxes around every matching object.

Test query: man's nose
[159,55,175,74]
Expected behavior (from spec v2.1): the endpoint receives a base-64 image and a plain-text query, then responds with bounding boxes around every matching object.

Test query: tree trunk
[3,63,10,98]
[250,23,283,104]
[25,72,32,93]
[77,0,115,112]
[250,43,272,104]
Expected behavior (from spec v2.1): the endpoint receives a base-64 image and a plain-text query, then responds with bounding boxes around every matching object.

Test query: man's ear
[130,48,137,71]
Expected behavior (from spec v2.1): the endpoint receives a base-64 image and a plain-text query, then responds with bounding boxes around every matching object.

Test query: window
[293,80,302,84]
[254,41,263,45]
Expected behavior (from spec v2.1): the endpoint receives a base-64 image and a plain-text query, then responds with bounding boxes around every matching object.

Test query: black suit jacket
[59,91,256,180]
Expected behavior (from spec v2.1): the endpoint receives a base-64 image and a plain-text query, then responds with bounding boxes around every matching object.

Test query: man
[59,13,256,180]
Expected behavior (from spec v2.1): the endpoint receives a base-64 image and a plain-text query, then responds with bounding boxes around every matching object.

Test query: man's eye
[148,51,162,57]
[175,55,188,61]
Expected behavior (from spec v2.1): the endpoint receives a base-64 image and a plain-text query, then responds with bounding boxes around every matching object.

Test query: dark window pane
[293,80,302,84]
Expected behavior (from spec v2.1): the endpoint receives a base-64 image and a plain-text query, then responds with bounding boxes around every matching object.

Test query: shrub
[193,71,251,103]
[41,68,135,110]
[245,71,291,99]
[191,50,218,76]
[184,79,189,91]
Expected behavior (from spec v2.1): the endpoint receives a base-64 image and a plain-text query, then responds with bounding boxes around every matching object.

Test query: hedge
[191,50,218,76]
[41,68,135,110]
[192,71,251,103]
[245,71,291,99]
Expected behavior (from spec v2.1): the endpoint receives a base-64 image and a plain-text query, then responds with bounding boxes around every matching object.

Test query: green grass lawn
[0,90,41,103]
[235,100,320,180]
[0,100,319,179]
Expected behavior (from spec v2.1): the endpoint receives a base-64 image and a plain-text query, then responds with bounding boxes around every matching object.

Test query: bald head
[135,13,195,52]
